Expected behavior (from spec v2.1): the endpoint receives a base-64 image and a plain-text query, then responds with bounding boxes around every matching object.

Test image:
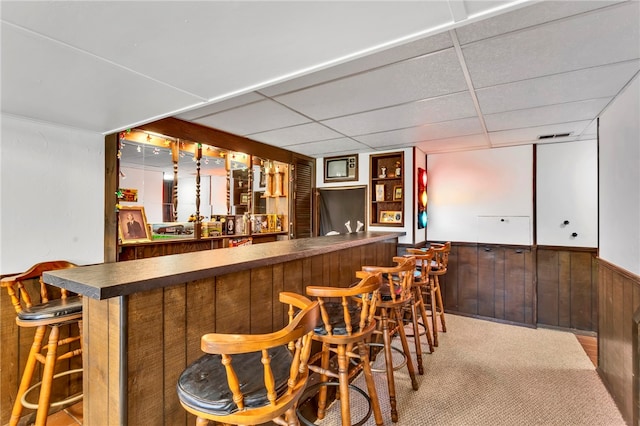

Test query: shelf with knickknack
[370,151,404,227]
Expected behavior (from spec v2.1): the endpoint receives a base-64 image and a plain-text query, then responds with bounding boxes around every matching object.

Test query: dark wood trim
[105,134,119,263]
[134,117,314,164]
[598,256,640,281]
[537,245,599,252]
[532,144,537,246]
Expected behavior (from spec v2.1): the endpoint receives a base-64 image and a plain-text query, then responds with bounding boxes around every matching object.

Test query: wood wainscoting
[441,243,536,326]
[440,243,598,332]
[537,247,598,331]
[598,257,640,426]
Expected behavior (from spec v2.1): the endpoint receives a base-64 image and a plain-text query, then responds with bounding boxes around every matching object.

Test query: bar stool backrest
[306,271,381,336]
[1,260,77,315]
[406,249,434,284]
[431,242,451,275]
[362,256,416,303]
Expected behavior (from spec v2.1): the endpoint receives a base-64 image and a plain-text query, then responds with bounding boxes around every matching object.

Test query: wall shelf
[369,152,404,227]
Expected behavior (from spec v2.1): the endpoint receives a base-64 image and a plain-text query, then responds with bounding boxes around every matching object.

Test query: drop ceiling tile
[284,138,372,157]
[191,100,310,136]
[176,93,266,121]
[274,48,468,120]
[462,1,640,88]
[260,32,454,97]
[322,92,477,135]
[353,117,483,147]
[488,120,592,145]
[484,98,611,132]
[248,123,344,146]
[415,134,489,153]
[0,24,204,133]
[2,1,455,100]
[476,60,640,114]
[457,0,626,44]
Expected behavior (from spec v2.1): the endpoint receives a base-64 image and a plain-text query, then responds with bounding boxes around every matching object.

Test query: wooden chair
[1,261,82,426]
[405,248,435,353]
[304,271,384,426]
[361,256,421,423]
[177,292,319,426]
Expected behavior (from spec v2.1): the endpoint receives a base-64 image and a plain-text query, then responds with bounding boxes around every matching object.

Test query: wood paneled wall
[83,240,396,426]
[443,243,535,326]
[537,248,598,331]
[597,258,640,426]
[441,243,598,332]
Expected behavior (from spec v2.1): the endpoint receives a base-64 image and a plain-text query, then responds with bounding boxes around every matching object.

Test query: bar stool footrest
[21,368,83,410]
[297,381,372,426]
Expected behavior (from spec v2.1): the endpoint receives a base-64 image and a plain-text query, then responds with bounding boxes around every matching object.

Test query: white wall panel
[426,145,533,244]
[537,139,597,247]
[599,75,640,275]
[0,115,104,273]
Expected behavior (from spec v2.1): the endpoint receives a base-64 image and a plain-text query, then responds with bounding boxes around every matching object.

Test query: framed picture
[375,184,385,202]
[240,192,249,205]
[393,185,403,201]
[380,210,403,224]
[118,206,151,243]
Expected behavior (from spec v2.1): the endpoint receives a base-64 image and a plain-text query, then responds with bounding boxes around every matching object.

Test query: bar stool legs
[11,321,83,426]
[429,274,447,346]
[10,326,46,426]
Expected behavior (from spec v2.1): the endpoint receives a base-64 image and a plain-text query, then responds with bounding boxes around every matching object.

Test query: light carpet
[315,314,625,425]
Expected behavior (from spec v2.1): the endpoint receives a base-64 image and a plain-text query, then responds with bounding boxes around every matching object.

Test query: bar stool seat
[16,296,82,322]
[177,346,294,415]
[1,261,82,426]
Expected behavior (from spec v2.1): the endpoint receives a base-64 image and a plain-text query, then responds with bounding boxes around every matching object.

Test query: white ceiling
[2,1,639,158]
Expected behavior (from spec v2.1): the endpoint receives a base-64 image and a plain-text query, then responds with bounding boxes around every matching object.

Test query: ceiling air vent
[537,132,572,140]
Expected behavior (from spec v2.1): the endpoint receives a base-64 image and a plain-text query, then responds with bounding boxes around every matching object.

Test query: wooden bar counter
[42,232,402,426]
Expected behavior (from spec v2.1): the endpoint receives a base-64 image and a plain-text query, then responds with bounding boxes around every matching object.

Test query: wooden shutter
[292,157,314,238]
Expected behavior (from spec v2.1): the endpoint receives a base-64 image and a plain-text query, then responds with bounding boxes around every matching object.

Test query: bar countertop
[43,231,403,300]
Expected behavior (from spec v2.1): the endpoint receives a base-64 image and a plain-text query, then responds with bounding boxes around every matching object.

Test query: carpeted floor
[316,314,626,425]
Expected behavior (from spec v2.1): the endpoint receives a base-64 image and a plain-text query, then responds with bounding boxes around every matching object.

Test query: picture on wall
[375,184,385,202]
[118,206,151,243]
[393,185,402,201]
[380,210,402,224]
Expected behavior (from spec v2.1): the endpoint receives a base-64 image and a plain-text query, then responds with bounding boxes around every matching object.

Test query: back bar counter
[43,231,402,426]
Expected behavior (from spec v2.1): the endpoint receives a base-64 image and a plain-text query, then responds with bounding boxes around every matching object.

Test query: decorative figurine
[395,161,402,177]
[379,166,387,178]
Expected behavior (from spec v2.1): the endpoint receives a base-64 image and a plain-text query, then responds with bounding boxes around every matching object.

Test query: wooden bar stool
[1,261,82,426]
[303,271,384,426]
[404,249,436,354]
[427,242,450,346]
[177,292,319,425]
[361,256,421,423]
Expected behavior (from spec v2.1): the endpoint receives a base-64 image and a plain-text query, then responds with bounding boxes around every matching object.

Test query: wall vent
[538,132,572,140]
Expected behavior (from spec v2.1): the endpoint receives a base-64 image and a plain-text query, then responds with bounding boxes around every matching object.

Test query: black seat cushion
[17,295,82,321]
[314,302,363,335]
[177,345,293,415]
